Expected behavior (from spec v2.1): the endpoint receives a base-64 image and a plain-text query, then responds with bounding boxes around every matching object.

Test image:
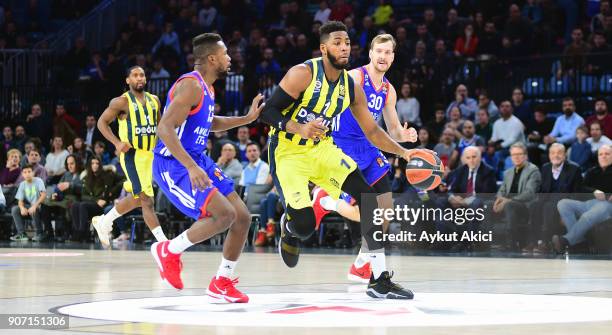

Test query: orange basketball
[405,151,444,191]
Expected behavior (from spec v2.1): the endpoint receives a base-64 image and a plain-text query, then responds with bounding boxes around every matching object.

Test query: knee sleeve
[286,206,316,240]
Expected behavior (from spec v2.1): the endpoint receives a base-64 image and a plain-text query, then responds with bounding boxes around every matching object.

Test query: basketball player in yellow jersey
[92,65,167,247]
[261,21,433,299]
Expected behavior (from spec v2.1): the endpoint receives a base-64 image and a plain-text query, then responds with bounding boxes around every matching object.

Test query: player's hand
[247,93,265,122]
[188,165,212,191]
[115,141,132,153]
[400,148,436,162]
[298,117,328,141]
[399,123,418,143]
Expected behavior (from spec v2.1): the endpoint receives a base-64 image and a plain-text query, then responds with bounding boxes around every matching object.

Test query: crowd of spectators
[1,1,612,253]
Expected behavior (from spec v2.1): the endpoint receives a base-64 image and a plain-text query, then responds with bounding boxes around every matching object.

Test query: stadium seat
[599,74,612,93]
[579,75,598,94]
[522,77,545,97]
[548,76,571,96]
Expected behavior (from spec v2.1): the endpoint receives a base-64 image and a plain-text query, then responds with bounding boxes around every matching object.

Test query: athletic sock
[151,226,168,242]
[367,252,386,279]
[168,231,193,254]
[216,257,237,279]
[353,249,368,268]
[319,196,338,212]
[102,207,121,227]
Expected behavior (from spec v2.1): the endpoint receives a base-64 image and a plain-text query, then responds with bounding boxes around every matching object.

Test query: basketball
[405,151,444,191]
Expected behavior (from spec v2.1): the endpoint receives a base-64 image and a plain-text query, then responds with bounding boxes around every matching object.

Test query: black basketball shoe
[278,213,301,268]
[366,271,414,299]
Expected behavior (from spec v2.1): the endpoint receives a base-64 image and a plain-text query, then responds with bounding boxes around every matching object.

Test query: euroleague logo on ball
[408,159,424,167]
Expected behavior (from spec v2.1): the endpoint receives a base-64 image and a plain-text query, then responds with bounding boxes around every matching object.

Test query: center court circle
[56,292,612,327]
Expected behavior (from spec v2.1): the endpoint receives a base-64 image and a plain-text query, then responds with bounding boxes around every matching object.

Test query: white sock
[353,249,368,268]
[216,257,237,279]
[168,231,193,254]
[367,252,386,279]
[151,226,167,242]
[319,196,338,212]
[102,207,121,227]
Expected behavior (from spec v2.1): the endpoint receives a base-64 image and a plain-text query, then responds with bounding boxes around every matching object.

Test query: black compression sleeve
[260,86,297,131]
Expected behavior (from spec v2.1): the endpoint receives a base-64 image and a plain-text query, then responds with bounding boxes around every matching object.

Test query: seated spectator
[528,143,582,253]
[13,125,28,153]
[10,165,46,242]
[475,108,492,142]
[255,187,281,246]
[25,103,50,146]
[314,1,331,24]
[445,106,464,140]
[217,143,243,186]
[93,141,111,165]
[20,138,45,167]
[446,84,478,120]
[526,107,555,166]
[511,87,532,126]
[1,126,14,151]
[239,143,270,196]
[45,136,70,185]
[69,137,92,166]
[396,83,421,126]
[71,157,123,242]
[53,103,80,146]
[489,101,525,172]
[554,145,612,253]
[16,148,47,184]
[1,149,21,187]
[426,105,447,139]
[569,126,592,171]
[42,154,83,242]
[152,22,181,57]
[236,126,251,163]
[585,98,612,138]
[434,128,459,170]
[82,114,103,149]
[454,23,479,58]
[417,127,436,150]
[543,97,585,146]
[477,91,499,122]
[442,146,497,250]
[493,143,541,251]
[457,121,485,157]
[587,121,612,154]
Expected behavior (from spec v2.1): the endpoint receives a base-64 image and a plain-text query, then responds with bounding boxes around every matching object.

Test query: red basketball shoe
[151,241,184,290]
[207,276,249,303]
[348,262,372,284]
[312,187,331,230]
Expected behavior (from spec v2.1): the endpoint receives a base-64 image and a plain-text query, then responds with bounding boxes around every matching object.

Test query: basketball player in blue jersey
[261,21,433,299]
[315,34,418,283]
[150,33,264,303]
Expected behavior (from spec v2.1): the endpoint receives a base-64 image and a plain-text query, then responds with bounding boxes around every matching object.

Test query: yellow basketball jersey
[269,57,354,146]
[118,91,159,151]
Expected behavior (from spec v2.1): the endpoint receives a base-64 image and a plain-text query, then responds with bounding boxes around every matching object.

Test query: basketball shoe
[206,276,249,303]
[366,271,414,299]
[278,213,300,268]
[92,215,112,248]
[348,262,372,284]
[150,241,183,290]
[312,187,331,230]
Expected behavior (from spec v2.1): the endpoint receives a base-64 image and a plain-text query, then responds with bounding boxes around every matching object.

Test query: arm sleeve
[260,86,297,129]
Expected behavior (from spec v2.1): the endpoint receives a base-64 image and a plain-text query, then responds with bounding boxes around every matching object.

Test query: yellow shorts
[119,149,154,198]
[268,136,357,209]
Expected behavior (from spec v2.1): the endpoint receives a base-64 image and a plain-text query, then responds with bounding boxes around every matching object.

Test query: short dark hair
[246,142,260,150]
[563,96,574,103]
[22,164,34,171]
[319,21,348,43]
[434,103,445,112]
[193,33,223,59]
[126,65,144,77]
[94,141,105,149]
[595,96,608,106]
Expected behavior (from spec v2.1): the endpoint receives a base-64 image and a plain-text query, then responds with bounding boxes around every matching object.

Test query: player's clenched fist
[297,117,329,141]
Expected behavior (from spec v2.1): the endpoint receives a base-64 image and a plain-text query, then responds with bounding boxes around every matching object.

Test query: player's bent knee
[216,206,237,229]
[287,206,316,239]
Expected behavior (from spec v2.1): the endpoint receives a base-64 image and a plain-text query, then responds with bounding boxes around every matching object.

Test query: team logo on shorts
[214,168,224,180]
[377,157,384,167]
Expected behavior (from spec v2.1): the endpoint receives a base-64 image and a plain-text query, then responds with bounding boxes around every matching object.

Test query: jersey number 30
[367,94,383,110]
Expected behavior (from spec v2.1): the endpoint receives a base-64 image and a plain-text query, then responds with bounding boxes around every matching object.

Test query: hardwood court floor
[1,246,612,335]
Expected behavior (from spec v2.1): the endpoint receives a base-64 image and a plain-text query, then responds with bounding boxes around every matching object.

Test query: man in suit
[82,115,104,150]
[528,143,582,253]
[493,142,542,250]
[554,144,612,253]
[439,146,497,250]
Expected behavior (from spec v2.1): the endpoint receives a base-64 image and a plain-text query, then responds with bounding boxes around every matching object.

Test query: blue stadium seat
[548,76,571,96]
[600,74,612,93]
[522,77,545,97]
[580,75,598,94]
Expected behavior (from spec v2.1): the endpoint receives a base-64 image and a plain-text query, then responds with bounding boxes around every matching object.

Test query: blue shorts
[334,138,391,186]
[153,154,235,220]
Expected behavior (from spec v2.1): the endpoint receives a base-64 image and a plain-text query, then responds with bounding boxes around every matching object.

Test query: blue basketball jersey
[332,66,389,142]
[153,71,215,158]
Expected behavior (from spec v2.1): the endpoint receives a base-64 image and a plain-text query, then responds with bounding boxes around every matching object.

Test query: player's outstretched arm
[211,94,265,132]
[157,78,211,190]
[381,84,417,143]
[351,84,429,162]
[98,97,131,153]
[260,64,327,140]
